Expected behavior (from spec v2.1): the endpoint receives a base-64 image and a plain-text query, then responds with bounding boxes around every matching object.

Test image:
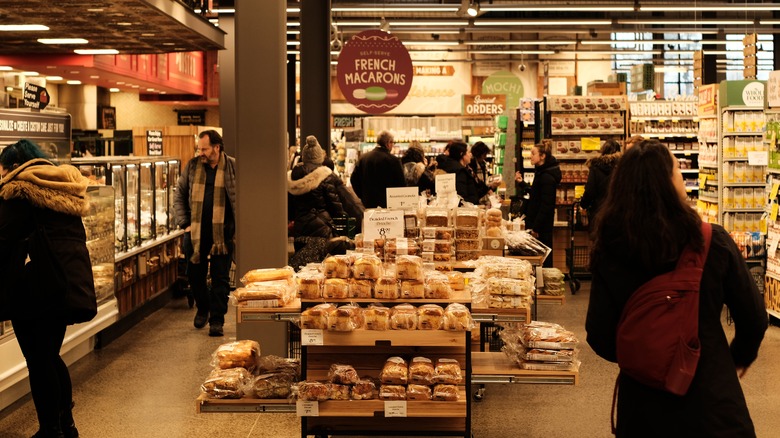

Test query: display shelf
[301,289,470,306]
[196,394,296,414]
[671,150,700,154]
[236,300,301,323]
[699,195,719,203]
[681,169,699,174]
[302,330,467,347]
[471,352,579,385]
[298,389,467,418]
[642,133,697,138]
[723,208,764,213]
[723,182,765,187]
[471,305,531,323]
[537,294,566,305]
[768,309,780,320]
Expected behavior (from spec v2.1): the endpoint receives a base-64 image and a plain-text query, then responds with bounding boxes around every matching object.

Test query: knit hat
[301,135,325,164]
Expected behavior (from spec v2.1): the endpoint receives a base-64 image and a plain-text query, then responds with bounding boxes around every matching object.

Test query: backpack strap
[675,222,713,271]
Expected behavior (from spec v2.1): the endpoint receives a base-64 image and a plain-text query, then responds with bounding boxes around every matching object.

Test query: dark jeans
[184,232,232,325]
[12,317,71,429]
[538,231,554,268]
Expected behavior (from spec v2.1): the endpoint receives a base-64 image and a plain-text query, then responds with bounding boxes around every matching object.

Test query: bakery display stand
[764,72,780,320]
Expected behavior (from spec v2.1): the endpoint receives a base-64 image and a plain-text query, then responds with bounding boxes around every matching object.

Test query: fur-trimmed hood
[287,165,333,196]
[586,151,622,172]
[0,158,90,216]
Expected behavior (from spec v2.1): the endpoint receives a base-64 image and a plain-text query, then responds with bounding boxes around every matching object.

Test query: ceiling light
[159,91,166,94]
[483,5,634,12]
[618,19,753,25]
[89,75,100,79]
[286,7,300,13]
[464,40,577,46]
[109,88,120,92]
[141,33,155,37]
[66,80,82,85]
[469,50,556,55]
[287,22,300,27]
[146,88,155,92]
[467,1,480,17]
[641,5,780,11]
[402,41,460,46]
[760,20,780,25]
[5,87,12,91]
[286,41,300,46]
[74,49,119,55]
[131,85,140,88]
[162,43,175,46]
[116,22,132,26]
[21,71,39,76]
[116,81,125,85]
[335,20,469,27]
[0,25,49,31]
[287,50,301,55]
[475,20,612,26]
[0,66,12,71]
[45,76,63,81]
[38,38,88,44]
[287,30,300,35]
[69,71,80,74]
[211,8,235,13]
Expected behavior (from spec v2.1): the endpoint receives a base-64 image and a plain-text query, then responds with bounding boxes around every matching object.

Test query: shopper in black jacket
[0,140,96,438]
[437,141,480,205]
[523,142,561,267]
[350,131,405,208]
[586,140,766,438]
[580,139,621,226]
[400,143,435,195]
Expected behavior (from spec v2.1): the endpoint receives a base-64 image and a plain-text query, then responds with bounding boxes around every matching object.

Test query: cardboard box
[482,237,506,251]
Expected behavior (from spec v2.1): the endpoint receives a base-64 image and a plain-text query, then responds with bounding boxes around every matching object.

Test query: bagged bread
[390,303,418,330]
[323,278,350,299]
[351,378,378,400]
[443,303,473,331]
[380,356,408,384]
[352,255,383,280]
[328,364,360,385]
[201,367,252,399]
[300,303,336,330]
[296,381,330,401]
[212,340,261,372]
[321,255,352,279]
[240,266,294,285]
[432,384,459,401]
[297,272,324,300]
[446,271,465,291]
[251,372,294,399]
[396,255,423,281]
[364,304,391,331]
[379,384,407,401]
[424,273,452,299]
[257,355,300,378]
[409,356,435,385]
[407,384,432,401]
[327,304,364,331]
[434,358,462,384]
[327,383,351,400]
[375,277,400,300]
[232,283,295,308]
[417,304,444,330]
[400,279,425,299]
[349,278,374,299]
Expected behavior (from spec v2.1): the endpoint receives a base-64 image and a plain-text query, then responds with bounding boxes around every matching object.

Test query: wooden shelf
[306,389,467,417]
[302,288,471,305]
[537,294,566,305]
[471,352,579,385]
[472,305,531,323]
[304,330,468,347]
[196,394,296,414]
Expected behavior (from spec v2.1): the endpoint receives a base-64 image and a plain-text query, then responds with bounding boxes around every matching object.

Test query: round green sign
[482,70,524,109]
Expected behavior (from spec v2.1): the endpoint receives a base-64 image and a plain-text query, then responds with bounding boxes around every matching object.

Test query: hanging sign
[337,30,414,114]
[23,83,49,110]
[482,70,524,109]
[768,71,780,108]
[462,94,506,116]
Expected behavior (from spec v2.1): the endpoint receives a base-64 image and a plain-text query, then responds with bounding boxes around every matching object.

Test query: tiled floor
[1,281,779,438]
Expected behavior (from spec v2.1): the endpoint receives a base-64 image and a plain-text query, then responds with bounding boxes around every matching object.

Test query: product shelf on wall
[763,101,780,318]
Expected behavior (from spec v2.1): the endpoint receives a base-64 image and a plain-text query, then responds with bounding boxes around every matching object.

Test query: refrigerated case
[83,185,116,304]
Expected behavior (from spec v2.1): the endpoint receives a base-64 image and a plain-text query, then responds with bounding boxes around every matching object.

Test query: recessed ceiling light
[90,75,100,79]
[131,85,140,88]
[146,88,155,91]
[69,71,80,74]
[0,66,12,71]
[45,76,63,81]
[109,88,120,92]
[116,22,132,26]
[21,71,39,76]
[38,38,88,44]
[116,81,125,85]
[175,48,185,51]
[74,49,119,55]
[67,80,82,85]
[0,25,49,31]
[5,87,13,91]
[163,42,175,46]
[87,8,104,12]
[159,91,166,94]
[141,33,155,37]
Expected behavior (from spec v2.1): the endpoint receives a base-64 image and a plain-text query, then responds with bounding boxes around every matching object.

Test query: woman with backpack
[585,140,767,437]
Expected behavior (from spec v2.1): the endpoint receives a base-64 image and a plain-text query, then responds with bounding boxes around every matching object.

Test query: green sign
[482,70,524,109]
[718,80,765,107]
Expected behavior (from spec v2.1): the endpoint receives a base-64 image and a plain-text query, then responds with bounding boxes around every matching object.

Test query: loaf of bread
[380,356,408,384]
[446,271,465,291]
[201,367,252,399]
[488,278,535,296]
[425,209,450,227]
[240,266,294,284]
[417,304,444,330]
[352,255,383,280]
[300,303,336,330]
[407,384,432,401]
[327,304,364,331]
[390,304,418,330]
[327,383,351,400]
[364,305,391,331]
[374,278,400,300]
[321,255,352,279]
[379,384,407,401]
[455,209,479,227]
[257,355,300,378]
[409,356,435,385]
[323,278,350,299]
[213,340,261,371]
[297,273,324,300]
[432,384,459,401]
[296,381,330,401]
[349,278,374,299]
[396,255,423,280]
[443,303,472,331]
[328,364,360,385]
[351,378,378,400]
[434,358,463,384]
[252,372,294,399]
[385,238,421,259]
[424,274,451,299]
[400,280,425,299]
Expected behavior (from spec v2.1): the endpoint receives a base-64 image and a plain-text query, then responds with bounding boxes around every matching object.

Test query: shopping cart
[565,200,590,294]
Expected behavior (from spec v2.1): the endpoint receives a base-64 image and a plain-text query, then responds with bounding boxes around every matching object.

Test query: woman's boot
[60,401,79,438]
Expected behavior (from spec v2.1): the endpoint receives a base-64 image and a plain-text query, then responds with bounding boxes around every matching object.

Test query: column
[300,0,331,151]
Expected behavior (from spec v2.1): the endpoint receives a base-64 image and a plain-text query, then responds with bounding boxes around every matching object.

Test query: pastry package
[385,239,421,262]
[455,250,479,261]
[477,258,534,279]
[421,226,453,240]
[432,384,459,401]
[488,295,529,309]
[442,303,474,331]
[327,383,351,400]
[352,255,383,280]
[417,304,444,330]
[251,372,294,399]
[240,266,294,284]
[396,255,424,280]
[232,282,296,308]
[522,348,576,363]
[455,208,480,228]
[327,304,364,331]
[300,303,337,330]
[424,273,452,299]
[379,384,407,401]
[454,239,480,251]
[364,304,391,331]
[434,263,453,272]
[297,272,324,300]
[349,278,374,299]
[328,364,360,385]
[201,367,252,399]
[408,356,435,385]
[400,279,425,299]
[380,356,409,384]
[434,358,462,384]
[424,208,450,227]
[431,252,452,263]
[295,381,331,401]
[212,340,261,372]
[351,378,378,400]
[390,303,418,330]
[422,240,452,254]
[374,277,400,300]
[321,255,352,279]
[323,278,350,299]
[404,210,419,229]
[455,227,480,239]
[488,278,535,296]
[520,321,579,349]
[407,384,432,401]
[446,271,465,291]
[257,355,300,378]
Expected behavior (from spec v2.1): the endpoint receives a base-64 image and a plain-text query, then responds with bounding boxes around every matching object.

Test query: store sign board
[386,187,419,209]
[697,84,718,116]
[768,71,780,108]
[362,209,405,241]
[547,61,576,77]
[482,70,524,109]
[23,83,49,110]
[177,110,206,126]
[337,30,414,114]
[462,94,506,116]
[719,80,765,107]
[147,130,163,156]
[333,115,357,127]
[0,109,70,143]
[414,65,454,76]
[296,401,319,416]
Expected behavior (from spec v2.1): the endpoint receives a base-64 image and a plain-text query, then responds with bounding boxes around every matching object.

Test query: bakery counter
[471,352,578,385]
[300,388,467,417]
[196,394,296,413]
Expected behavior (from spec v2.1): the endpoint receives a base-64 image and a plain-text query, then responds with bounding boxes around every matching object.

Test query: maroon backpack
[615,222,713,394]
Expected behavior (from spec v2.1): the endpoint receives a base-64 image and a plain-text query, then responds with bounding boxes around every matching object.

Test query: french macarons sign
[337,29,413,115]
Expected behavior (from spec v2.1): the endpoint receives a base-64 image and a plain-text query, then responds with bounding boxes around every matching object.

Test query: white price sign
[362,209,405,241]
[435,173,456,195]
[384,401,408,417]
[296,400,320,416]
[301,329,324,346]
[747,151,768,166]
[386,187,420,209]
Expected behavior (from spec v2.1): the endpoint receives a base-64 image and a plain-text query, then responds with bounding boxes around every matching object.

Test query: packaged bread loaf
[422,226,453,240]
[409,356,435,385]
[396,255,424,281]
[300,303,336,330]
[455,227,480,239]
[390,303,418,330]
[327,383,351,400]
[213,340,261,371]
[201,367,252,399]
[407,384,432,401]
[455,208,479,227]
[375,277,400,300]
[323,278,350,299]
[400,279,425,299]
[328,364,360,385]
[257,355,300,378]
[425,208,450,227]
[351,378,378,400]
[446,271,465,291]
[443,303,473,331]
[424,273,451,299]
[432,384,459,401]
[379,384,407,401]
[488,277,535,296]
[296,381,330,401]
[364,304,391,331]
[233,281,295,308]
[417,304,444,330]
[434,358,462,384]
[380,356,408,384]
[385,239,421,261]
[520,321,579,349]
[297,272,324,300]
[240,266,294,284]
[251,372,294,399]
[321,255,352,279]
[327,304,364,331]
[352,255,383,280]
[349,278,374,299]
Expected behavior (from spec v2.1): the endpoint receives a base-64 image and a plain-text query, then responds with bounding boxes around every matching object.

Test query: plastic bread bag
[424,272,452,299]
[251,372,295,399]
[321,254,353,279]
[328,363,360,385]
[445,271,465,291]
[421,226,453,240]
[396,254,424,281]
[385,238,421,262]
[230,282,296,308]
[352,254,383,280]
[300,303,337,330]
[469,279,490,308]
[417,304,445,330]
[389,303,418,330]
[240,266,295,285]
[522,347,577,363]
[257,355,300,378]
[487,277,535,297]
[400,279,425,299]
[211,340,261,372]
[201,367,252,399]
[297,271,325,300]
[505,230,552,260]
[424,207,450,227]
[327,304,364,332]
[380,356,408,385]
[432,384,459,401]
[293,380,331,401]
[327,383,351,400]
[434,358,462,384]
[374,277,400,300]
[406,384,432,401]
[379,384,407,401]
[349,278,374,299]
[364,304,391,331]
[408,356,435,385]
[521,321,579,350]
[517,359,581,372]
[351,378,378,400]
[442,303,475,331]
[322,278,350,299]
[454,207,480,228]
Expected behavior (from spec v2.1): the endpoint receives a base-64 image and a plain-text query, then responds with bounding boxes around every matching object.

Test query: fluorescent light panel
[332,6,458,12]
[641,5,780,11]
[470,50,557,55]
[402,41,460,46]
[66,80,81,85]
[475,20,612,26]
[618,19,753,25]
[74,49,119,55]
[464,40,577,45]
[0,25,49,31]
[482,6,634,12]
[38,38,88,44]
[45,76,63,81]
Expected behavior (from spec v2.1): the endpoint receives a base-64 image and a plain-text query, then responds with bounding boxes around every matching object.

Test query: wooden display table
[471,352,579,385]
[196,394,296,413]
[537,294,566,305]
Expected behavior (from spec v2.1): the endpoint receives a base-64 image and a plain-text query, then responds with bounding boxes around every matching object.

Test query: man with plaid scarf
[174,130,237,336]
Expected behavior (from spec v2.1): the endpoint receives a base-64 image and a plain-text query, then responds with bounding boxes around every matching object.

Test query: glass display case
[83,186,116,303]
[126,162,140,251]
[168,160,180,231]
[154,161,169,235]
[111,163,127,252]
[139,162,154,244]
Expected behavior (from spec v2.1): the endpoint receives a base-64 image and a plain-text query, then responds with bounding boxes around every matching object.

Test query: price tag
[435,173,456,194]
[362,209,405,242]
[386,187,420,210]
[699,175,708,189]
[384,401,408,417]
[574,185,585,199]
[747,151,768,166]
[296,401,319,416]
[772,203,779,222]
[536,265,544,289]
[581,137,601,151]
[301,329,324,346]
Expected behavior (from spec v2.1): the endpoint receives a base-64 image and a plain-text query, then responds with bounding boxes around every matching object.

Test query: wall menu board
[0,109,71,159]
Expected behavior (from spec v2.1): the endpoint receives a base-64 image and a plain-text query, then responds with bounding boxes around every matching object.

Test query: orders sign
[337,30,413,114]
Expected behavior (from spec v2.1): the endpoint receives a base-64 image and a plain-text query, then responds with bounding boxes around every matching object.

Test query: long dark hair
[591,140,702,271]
[447,141,468,161]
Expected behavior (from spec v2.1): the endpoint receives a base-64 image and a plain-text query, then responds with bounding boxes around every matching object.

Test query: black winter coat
[438,157,480,205]
[350,146,405,208]
[580,151,620,220]
[289,164,363,239]
[586,225,767,438]
[468,158,491,200]
[525,158,562,235]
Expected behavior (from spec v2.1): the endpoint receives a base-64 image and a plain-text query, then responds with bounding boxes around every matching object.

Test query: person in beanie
[350,130,405,208]
[174,130,237,337]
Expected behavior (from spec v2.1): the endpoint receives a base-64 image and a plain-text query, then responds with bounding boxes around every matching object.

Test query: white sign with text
[362,209,405,241]
[386,187,420,210]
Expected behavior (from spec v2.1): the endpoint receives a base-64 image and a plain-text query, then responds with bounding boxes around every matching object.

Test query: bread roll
[424,274,451,300]
[380,356,408,384]
[446,271,465,291]
[328,364,360,385]
[327,304,363,331]
[297,273,324,300]
[327,383,351,400]
[252,372,294,399]
[396,255,423,280]
[390,303,418,330]
[485,226,503,237]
